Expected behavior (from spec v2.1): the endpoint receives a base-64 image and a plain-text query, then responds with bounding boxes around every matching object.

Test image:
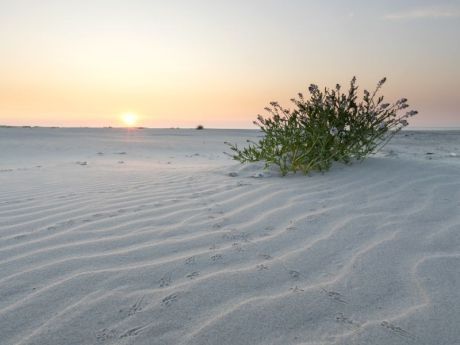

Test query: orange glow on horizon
[0,2,459,128]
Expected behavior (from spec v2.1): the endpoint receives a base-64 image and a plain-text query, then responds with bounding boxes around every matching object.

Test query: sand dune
[0,128,459,345]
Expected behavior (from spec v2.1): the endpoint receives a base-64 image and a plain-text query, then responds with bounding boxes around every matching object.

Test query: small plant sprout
[226,77,418,176]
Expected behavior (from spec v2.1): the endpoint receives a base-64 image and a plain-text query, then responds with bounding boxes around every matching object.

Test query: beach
[0,127,459,345]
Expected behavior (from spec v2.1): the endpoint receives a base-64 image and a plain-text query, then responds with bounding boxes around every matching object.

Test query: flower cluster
[226,77,418,176]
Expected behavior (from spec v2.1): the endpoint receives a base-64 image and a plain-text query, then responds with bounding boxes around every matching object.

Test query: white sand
[0,127,459,345]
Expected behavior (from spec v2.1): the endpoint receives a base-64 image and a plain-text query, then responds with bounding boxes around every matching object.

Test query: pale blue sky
[0,0,459,127]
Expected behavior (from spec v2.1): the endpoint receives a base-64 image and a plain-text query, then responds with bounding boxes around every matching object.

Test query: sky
[0,0,459,128]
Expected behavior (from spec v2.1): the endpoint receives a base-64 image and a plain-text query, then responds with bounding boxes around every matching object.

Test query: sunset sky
[1,0,459,128]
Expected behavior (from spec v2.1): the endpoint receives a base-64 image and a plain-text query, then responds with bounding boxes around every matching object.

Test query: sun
[121,112,138,127]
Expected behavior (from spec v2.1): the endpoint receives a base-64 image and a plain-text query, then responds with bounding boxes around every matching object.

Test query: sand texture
[1,128,459,345]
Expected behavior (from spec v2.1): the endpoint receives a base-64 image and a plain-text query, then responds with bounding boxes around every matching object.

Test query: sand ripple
[1,131,459,345]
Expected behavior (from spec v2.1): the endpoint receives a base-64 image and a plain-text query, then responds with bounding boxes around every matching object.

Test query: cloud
[385,6,460,20]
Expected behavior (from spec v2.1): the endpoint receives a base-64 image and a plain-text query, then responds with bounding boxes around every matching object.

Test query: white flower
[329,127,338,136]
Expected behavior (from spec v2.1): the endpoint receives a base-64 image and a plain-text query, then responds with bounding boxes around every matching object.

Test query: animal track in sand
[119,323,150,338]
[290,286,305,293]
[256,264,269,271]
[232,242,244,252]
[258,254,273,260]
[381,321,415,340]
[258,226,275,237]
[159,273,172,288]
[185,256,196,265]
[127,296,146,316]
[186,271,200,279]
[210,254,223,262]
[335,313,360,329]
[96,328,117,342]
[162,294,178,307]
[288,270,301,280]
[222,231,251,242]
[321,288,347,304]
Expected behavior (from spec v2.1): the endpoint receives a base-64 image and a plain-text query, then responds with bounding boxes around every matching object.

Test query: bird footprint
[162,294,178,307]
[381,321,414,339]
[321,288,347,303]
[186,272,200,279]
[159,273,172,288]
[127,296,145,316]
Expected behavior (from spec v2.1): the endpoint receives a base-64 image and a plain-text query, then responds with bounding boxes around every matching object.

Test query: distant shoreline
[1,125,460,131]
[0,125,258,131]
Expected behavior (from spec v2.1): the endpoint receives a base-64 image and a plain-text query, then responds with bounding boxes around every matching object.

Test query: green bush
[226,77,417,176]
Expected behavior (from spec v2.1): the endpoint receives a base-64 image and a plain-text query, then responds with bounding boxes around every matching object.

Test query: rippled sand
[1,128,459,345]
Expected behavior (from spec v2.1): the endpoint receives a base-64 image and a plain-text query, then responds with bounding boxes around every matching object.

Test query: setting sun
[121,113,138,127]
